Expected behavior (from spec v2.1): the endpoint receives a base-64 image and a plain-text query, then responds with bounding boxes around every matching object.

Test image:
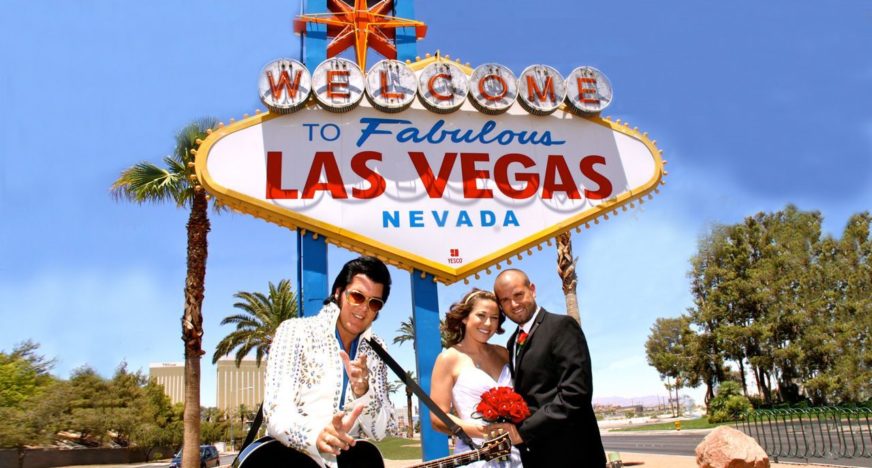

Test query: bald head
[494,269,530,288]
[493,269,537,325]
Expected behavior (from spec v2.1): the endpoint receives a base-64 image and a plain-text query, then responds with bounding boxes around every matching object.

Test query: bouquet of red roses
[474,386,531,424]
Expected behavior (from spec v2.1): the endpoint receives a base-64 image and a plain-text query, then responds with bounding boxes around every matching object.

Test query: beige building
[216,357,265,414]
[149,362,185,405]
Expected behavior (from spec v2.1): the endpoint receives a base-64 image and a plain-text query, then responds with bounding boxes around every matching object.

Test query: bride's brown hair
[441,288,505,348]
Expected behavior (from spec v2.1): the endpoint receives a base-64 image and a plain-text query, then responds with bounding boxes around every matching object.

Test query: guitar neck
[412,450,480,468]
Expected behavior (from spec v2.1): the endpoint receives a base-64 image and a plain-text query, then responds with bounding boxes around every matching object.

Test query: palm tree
[556,231,581,325]
[201,406,222,423]
[392,370,416,439]
[212,279,298,367]
[111,118,218,468]
[394,315,449,349]
[385,379,404,436]
[392,321,422,438]
[386,379,404,397]
[393,316,416,347]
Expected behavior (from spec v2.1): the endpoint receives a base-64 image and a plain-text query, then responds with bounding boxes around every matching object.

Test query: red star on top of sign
[294,0,427,70]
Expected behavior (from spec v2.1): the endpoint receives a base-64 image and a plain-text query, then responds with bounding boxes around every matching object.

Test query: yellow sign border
[195,55,665,284]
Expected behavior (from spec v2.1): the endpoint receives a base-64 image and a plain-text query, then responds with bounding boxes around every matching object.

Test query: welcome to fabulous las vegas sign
[194,10,664,285]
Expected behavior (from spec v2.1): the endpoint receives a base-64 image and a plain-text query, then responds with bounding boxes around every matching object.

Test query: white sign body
[197,60,662,284]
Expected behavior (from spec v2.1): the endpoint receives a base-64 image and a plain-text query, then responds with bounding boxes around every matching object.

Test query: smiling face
[462,299,501,344]
[493,270,537,326]
[335,273,384,345]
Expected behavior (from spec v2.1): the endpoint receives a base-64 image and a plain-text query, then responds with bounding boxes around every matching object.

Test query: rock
[695,426,769,468]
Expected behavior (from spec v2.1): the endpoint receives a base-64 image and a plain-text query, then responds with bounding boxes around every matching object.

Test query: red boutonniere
[473,386,531,424]
[516,330,529,347]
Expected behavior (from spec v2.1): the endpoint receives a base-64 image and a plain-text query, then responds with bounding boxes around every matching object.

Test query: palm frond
[211,197,229,214]
[164,154,187,176]
[213,329,260,364]
[212,279,298,365]
[112,118,219,209]
[233,291,271,315]
[174,118,219,165]
[219,313,263,328]
[255,347,266,367]
[393,316,416,346]
[234,342,257,368]
[111,162,185,205]
[160,155,193,207]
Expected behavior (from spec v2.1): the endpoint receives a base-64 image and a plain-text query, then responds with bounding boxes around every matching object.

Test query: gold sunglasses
[344,289,385,313]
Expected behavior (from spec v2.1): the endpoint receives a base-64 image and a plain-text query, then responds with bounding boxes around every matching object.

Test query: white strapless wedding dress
[451,364,524,467]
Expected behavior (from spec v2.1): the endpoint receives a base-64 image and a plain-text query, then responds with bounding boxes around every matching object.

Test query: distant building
[216,357,265,414]
[149,362,185,405]
[394,405,419,434]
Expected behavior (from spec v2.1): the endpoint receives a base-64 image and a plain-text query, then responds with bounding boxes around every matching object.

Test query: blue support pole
[411,270,449,460]
[400,3,442,459]
[296,0,329,317]
[303,0,327,67]
[296,233,328,317]
[393,0,417,61]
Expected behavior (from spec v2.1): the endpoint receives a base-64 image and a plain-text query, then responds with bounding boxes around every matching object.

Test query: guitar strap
[239,403,264,452]
[366,338,479,450]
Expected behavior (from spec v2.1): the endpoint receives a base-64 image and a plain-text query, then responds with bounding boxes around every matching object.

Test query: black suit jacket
[508,309,606,468]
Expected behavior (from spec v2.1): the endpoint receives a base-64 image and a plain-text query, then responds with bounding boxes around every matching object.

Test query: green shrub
[708,381,753,423]
[746,394,764,409]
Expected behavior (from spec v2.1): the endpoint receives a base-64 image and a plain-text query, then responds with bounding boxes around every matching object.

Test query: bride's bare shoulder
[435,347,470,377]
[436,346,462,364]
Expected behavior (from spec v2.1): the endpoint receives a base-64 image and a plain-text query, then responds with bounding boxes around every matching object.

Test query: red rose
[474,386,531,423]
[508,402,530,423]
[476,401,493,414]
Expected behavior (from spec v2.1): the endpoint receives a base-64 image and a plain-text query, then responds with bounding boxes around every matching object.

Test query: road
[118,453,236,468]
[602,432,705,457]
[602,432,872,467]
[70,438,872,468]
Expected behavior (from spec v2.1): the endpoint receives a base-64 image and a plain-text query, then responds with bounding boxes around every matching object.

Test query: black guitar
[233,432,512,468]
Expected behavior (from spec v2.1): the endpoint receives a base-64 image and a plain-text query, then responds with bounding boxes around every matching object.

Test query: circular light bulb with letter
[365,59,417,113]
[564,66,613,115]
[258,58,311,114]
[312,58,365,113]
[469,63,518,115]
[517,64,566,115]
[417,61,469,113]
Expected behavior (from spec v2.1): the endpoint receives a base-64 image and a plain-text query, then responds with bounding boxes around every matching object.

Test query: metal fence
[736,407,872,461]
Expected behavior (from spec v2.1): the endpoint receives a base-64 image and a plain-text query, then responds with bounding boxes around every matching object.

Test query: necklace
[459,341,488,370]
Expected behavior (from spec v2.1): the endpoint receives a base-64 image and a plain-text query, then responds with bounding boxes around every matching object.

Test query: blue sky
[1,1,870,408]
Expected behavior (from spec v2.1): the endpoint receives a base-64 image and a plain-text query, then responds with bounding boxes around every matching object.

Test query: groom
[489,269,606,468]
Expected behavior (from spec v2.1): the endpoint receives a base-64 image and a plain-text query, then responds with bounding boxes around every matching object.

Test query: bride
[429,289,524,467]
